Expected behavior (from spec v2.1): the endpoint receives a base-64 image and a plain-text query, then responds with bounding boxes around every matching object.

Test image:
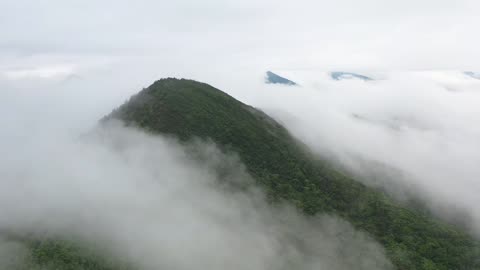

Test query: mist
[1,61,479,270]
[0,113,392,269]
[225,70,480,236]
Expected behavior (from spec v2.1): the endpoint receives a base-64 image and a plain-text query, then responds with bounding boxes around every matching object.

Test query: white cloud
[228,70,480,235]
[0,1,479,267]
[0,0,479,74]
[0,120,392,270]
[2,65,75,80]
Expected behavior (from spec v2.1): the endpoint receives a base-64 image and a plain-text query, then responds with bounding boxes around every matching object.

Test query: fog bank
[227,70,480,236]
[0,119,391,269]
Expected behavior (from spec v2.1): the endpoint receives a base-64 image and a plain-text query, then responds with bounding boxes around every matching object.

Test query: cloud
[1,1,479,266]
[2,65,75,80]
[229,70,480,236]
[0,115,392,270]
[1,0,479,75]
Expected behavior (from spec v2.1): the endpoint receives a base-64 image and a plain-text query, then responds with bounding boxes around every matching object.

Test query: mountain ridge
[106,78,479,270]
[4,78,478,270]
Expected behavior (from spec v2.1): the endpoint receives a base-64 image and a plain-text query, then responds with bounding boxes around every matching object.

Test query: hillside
[106,78,479,270]
[5,78,478,270]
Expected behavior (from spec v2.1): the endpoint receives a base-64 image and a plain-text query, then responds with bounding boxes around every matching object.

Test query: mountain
[265,71,297,85]
[465,71,480,80]
[331,71,373,81]
[8,78,479,270]
[106,78,479,269]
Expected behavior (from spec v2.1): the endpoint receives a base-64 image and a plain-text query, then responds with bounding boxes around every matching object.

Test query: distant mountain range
[330,71,373,81]
[265,70,374,85]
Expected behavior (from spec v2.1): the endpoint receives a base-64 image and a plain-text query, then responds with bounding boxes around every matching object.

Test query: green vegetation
[25,239,130,270]
[107,78,479,270]
[1,236,133,270]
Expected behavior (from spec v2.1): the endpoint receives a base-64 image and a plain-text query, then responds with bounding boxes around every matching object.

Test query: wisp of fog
[0,114,392,270]
[226,70,480,236]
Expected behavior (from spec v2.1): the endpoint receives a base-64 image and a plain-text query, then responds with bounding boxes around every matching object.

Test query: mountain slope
[106,78,479,270]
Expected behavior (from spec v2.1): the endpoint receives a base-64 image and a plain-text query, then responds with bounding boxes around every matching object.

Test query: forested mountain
[5,78,479,270]
[107,78,479,270]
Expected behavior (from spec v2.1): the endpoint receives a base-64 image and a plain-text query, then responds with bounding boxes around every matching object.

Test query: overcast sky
[1,0,479,82]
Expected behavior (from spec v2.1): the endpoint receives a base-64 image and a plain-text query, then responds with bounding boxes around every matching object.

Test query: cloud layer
[0,118,392,269]
[231,70,480,235]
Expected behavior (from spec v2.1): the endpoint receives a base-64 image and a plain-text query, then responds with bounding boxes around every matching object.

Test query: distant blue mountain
[464,71,480,80]
[265,71,297,85]
[331,72,373,81]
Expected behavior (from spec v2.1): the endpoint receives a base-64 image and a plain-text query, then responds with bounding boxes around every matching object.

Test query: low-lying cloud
[230,70,480,236]
[0,117,392,269]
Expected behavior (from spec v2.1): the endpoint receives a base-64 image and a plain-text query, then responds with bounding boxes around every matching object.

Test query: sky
[1,0,479,82]
[1,0,479,127]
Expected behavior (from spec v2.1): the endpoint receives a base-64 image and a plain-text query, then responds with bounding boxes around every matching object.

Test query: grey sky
[1,0,479,79]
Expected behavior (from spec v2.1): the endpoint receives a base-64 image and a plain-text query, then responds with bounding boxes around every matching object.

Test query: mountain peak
[103,78,479,270]
[265,71,297,85]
